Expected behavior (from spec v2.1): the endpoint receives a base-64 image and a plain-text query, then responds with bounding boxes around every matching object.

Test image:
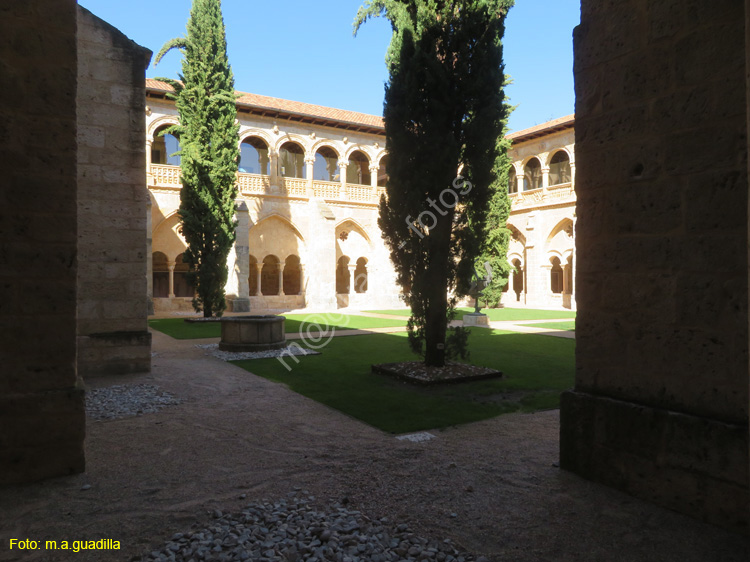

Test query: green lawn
[148,314,408,340]
[233,329,574,434]
[366,307,577,321]
[519,320,576,331]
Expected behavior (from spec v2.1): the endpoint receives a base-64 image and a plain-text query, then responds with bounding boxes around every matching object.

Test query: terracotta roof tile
[506,114,575,142]
[146,78,384,131]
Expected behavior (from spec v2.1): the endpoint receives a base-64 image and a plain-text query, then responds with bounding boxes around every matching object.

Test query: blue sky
[78,0,579,133]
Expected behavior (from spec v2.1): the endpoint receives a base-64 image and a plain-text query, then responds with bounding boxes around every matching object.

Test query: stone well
[219,315,287,352]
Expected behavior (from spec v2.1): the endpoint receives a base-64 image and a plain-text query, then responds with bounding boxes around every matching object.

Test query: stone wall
[561,0,749,532]
[0,0,85,483]
[76,7,152,376]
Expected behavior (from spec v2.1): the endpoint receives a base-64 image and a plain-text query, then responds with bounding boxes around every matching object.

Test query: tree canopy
[155,0,239,317]
[355,0,514,366]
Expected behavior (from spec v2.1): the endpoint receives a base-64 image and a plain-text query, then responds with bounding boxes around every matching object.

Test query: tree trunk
[423,213,452,367]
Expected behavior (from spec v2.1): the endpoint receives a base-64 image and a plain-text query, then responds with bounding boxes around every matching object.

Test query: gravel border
[143,492,486,562]
[85,384,183,421]
[196,343,320,362]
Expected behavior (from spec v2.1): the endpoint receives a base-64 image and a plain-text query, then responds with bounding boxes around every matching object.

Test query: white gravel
[85,384,182,420]
[144,492,485,562]
[196,343,320,362]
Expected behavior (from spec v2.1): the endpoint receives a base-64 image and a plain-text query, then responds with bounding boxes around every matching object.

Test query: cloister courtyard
[2,308,748,561]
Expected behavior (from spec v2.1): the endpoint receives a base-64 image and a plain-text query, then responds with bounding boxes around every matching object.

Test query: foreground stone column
[1,0,84,484]
[561,0,749,532]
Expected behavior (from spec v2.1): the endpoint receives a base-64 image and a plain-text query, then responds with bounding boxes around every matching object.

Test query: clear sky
[78,0,579,133]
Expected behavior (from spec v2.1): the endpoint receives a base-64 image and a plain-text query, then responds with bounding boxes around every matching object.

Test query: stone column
[299,264,306,295]
[541,166,550,191]
[516,172,524,192]
[569,161,576,188]
[278,264,285,296]
[256,265,263,297]
[269,150,279,192]
[347,263,356,294]
[305,157,315,196]
[339,161,348,199]
[227,201,250,312]
[167,261,176,298]
[369,165,379,187]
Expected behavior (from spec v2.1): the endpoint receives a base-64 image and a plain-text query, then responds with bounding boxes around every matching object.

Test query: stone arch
[335,218,371,244]
[150,123,181,166]
[311,139,342,159]
[283,254,302,296]
[547,149,572,186]
[313,143,341,182]
[346,149,372,185]
[239,135,270,175]
[353,257,368,293]
[152,212,187,263]
[336,255,351,294]
[549,255,564,294]
[147,114,179,140]
[239,128,274,149]
[274,133,310,155]
[276,139,307,178]
[250,213,306,265]
[261,255,281,296]
[546,217,575,258]
[376,154,389,187]
[523,156,543,191]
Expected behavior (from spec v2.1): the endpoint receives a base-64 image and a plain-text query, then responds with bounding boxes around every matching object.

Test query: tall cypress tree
[155,0,239,317]
[478,134,513,308]
[356,0,514,366]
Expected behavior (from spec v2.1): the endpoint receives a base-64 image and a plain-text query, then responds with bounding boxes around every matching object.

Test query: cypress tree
[478,134,513,308]
[355,0,514,366]
[155,0,239,317]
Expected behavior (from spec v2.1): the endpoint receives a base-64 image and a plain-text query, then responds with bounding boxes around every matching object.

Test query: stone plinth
[220,315,286,352]
[462,313,490,327]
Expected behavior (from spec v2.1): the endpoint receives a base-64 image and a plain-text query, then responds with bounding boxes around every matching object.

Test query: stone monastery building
[146,81,576,313]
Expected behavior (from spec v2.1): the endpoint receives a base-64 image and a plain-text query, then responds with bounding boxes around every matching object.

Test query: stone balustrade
[510,181,575,210]
[149,164,384,204]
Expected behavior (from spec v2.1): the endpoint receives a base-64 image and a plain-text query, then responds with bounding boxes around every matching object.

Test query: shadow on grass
[231,329,574,434]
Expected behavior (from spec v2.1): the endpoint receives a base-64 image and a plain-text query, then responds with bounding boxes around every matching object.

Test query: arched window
[261,255,281,295]
[336,256,350,294]
[550,256,563,294]
[524,158,542,191]
[549,151,571,186]
[278,142,305,179]
[314,146,340,182]
[248,255,258,296]
[151,125,181,166]
[377,156,388,187]
[347,150,371,185]
[152,252,169,298]
[508,167,518,194]
[283,255,301,295]
[239,137,269,175]
[174,253,195,298]
[354,257,368,293]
